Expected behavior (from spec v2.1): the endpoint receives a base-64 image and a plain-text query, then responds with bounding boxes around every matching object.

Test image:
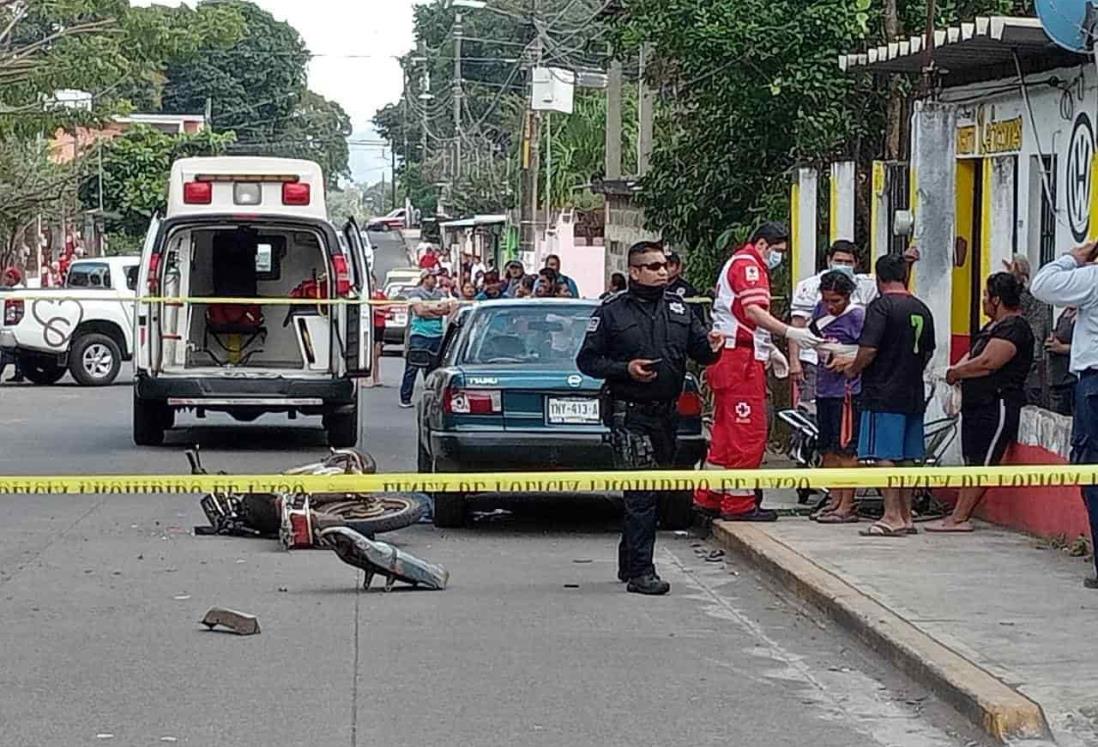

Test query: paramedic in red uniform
[695,222,822,520]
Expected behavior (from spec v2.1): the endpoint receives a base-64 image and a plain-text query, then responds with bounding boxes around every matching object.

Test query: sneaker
[398,400,414,409]
[720,507,779,522]
[626,573,670,595]
[1085,576,1098,590]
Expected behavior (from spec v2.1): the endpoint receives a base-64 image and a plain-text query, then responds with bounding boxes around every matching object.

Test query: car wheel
[133,393,167,446]
[658,490,694,530]
[69,333,122,386]
[20,358,66,385]
[324,405,358,447]
[432,492,466,528]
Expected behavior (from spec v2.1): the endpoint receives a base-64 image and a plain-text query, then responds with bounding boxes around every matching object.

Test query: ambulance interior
[155,223,338,374]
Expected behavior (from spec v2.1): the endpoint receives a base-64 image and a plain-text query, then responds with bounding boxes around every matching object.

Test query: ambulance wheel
[432,492,466,528]
[133,394,166,446]
[658,490,693,530]
[324,405,358,447]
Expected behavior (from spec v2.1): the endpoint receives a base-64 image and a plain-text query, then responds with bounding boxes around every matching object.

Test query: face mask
[829,264,855,278]
[767,250,784,270]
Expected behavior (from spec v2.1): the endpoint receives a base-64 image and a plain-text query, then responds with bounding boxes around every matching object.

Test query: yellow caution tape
[8,294,714,307]
[0,465,1092,496]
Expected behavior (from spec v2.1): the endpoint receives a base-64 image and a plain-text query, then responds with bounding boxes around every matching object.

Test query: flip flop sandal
[817,512,859,524]
[858,522,907,537]
[810,508,838,521]
[905,526,919,535]
[704,549,725,562]
[924,523,975,533]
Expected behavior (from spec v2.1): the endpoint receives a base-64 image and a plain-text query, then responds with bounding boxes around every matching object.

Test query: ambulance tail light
[146,253,161,293]
[183,181,212,205]
[3,298,24,326]
[677,390,702,418]
[282,182,311,206]
[332,254,352,296]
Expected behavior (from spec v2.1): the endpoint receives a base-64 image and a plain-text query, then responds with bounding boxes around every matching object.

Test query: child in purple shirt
[810,270,865,523]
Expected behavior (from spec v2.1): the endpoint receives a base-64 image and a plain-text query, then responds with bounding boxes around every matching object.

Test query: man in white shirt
[788,241,876,402]
[788,241,919,402]
[1031,241,1098,589]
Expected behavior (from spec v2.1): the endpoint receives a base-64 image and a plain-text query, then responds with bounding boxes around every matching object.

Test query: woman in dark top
[1046,307,1077,416]
[928,272,1034,532]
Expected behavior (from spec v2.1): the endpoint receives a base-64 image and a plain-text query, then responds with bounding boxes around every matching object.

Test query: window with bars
[1038,155,1057,267]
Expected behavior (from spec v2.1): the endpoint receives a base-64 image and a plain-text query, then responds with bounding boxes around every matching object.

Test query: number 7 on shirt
[910,314,924,354]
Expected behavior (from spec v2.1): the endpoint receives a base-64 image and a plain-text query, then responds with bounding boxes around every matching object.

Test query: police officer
[577,241,724,595]
[666,251,705,322]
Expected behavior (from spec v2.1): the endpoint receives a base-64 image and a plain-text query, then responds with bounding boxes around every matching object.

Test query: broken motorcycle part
[320,526,448,592]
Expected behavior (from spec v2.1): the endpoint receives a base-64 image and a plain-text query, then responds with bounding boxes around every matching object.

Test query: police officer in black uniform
[666,251,705,322]
[577,241,724,595]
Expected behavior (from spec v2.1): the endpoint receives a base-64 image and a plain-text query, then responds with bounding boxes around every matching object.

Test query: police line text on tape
[0,465,1094,496]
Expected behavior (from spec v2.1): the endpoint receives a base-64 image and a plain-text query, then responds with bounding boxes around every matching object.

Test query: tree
[0,137,73,269]
[79,125,236,238]
[609,0,1032,289]
[245,91,352,186]
[161,0,308,144]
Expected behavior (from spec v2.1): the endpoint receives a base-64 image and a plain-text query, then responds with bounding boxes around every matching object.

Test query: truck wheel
[69,333,122,386]
[432,492,466,528]
[133,394,167,446]
[658,490,694,530]
[20,358,66,385]
[324,405,358,447]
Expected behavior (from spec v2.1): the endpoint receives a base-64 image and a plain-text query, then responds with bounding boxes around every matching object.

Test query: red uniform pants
[695,345,768,516]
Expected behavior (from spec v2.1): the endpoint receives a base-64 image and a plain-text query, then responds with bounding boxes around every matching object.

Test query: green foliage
[79,125,235,237]
[0,137,74,267]
[612,0,1034,287]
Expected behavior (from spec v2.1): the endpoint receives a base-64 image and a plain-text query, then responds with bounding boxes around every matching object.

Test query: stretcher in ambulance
[132,157,372,447]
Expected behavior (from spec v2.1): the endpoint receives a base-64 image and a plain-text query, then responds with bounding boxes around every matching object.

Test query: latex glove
[768,347,790,380]
[786,326,823,349]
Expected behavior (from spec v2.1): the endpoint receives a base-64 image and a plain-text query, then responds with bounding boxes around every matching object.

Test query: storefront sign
[1067,112,1093,242]
[981,116,1023,154]
[957,125,977,156]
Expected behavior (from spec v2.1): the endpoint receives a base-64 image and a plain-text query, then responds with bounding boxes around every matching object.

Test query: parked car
[132,156,375,447]
[370,208,407,231]
[0,255,140,386]
[416,298,705,528]
[382,281,415,347]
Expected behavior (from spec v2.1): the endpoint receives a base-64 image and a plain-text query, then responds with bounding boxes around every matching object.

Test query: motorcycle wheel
[318,493,427,535]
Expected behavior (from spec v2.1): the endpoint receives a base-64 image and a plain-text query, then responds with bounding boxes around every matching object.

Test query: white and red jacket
[711,244,773,358]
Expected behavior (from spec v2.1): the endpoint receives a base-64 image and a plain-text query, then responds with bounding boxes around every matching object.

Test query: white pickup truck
[0,256,140,386]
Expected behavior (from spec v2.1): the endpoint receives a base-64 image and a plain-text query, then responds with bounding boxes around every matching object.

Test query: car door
[341,217,373,377]
[134,214,161,373]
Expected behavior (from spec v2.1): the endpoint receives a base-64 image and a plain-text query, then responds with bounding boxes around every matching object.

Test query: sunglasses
[631,261,668,272]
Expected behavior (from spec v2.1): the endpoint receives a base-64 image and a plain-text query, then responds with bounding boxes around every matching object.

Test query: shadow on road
[462,493,624,534]
[164,425,330,450]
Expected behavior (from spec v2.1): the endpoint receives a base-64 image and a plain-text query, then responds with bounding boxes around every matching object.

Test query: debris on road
[200,607,261,635]
[320,526,448,592]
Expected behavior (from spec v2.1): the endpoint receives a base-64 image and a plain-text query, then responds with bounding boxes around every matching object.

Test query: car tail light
[147,253,161,293]
[332,254,352,296]
[282,182,310,205]
[677,390,702,417]
[444,388,502,415]
[183,181,212,205]
[3,298,24,326]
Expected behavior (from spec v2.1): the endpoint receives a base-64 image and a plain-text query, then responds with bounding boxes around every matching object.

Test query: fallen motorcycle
[189,446,427,543]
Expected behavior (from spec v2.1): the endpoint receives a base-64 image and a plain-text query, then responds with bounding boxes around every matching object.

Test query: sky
[130,0,421,184]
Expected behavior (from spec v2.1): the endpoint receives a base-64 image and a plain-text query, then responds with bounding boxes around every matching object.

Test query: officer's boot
[627,574,670,595]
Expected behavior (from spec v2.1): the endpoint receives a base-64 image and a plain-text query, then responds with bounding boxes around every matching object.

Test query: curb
[712,521,1052,744]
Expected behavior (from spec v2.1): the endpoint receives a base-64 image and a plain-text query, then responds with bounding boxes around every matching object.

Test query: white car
[0,256,140,386]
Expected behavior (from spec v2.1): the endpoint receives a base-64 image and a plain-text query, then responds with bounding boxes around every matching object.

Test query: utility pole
[520,0,542,255]
[920,0,938,97]
[544,112,552,231]
[605,58,623,180]
[402,65,410,202]
[391,147,397,209]
[638,43,654,176]
[453,11,464,185]
[418,40,429,163]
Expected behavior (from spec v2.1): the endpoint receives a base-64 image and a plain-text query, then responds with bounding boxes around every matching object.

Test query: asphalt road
[0,234,990,746]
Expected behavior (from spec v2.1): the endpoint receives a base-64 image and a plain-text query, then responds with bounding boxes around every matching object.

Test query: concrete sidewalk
[714,516,1098,746]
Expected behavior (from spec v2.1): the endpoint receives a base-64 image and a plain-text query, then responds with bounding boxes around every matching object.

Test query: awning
[838,16,1081,77]
[439,214,507,230]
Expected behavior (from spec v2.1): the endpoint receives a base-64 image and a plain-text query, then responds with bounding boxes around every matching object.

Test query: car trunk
[153,222,339,376]
[457,366,604,432]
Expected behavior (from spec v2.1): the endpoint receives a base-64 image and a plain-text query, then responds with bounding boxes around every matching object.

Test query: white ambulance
[132,157,372,447]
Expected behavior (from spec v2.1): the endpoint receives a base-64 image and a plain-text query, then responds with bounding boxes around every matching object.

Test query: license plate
[547,398,600,425]
[391,311,407,325]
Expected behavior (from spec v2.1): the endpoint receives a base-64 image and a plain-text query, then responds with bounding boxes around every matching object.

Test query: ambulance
[132,157,372,447]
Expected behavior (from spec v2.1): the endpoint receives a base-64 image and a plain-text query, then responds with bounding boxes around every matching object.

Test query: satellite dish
[1036,0,1098,52]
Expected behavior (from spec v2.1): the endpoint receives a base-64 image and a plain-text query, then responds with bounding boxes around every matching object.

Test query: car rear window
[458,305,593,366]
[67,263,111,288]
